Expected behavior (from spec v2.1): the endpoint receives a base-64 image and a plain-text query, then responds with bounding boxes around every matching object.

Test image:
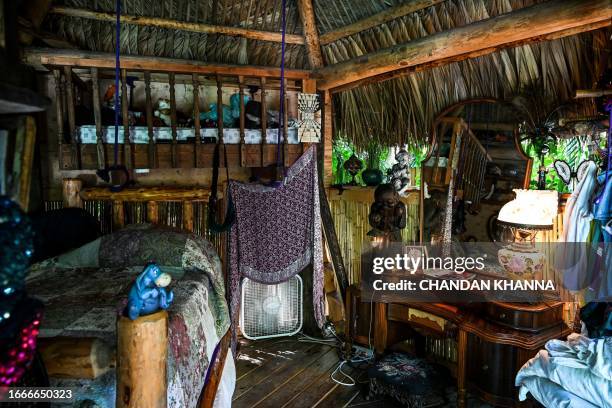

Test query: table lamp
[496,189,558,280]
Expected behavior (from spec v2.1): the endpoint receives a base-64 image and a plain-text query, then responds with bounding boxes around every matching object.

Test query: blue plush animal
[125,263,174,320]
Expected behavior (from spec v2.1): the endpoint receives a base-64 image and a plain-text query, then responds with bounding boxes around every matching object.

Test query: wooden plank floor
[233,336,495,408]
[233,336,379,408]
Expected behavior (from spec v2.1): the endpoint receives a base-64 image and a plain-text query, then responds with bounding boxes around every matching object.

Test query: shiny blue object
[199,93,250,128]
[125,263,174,320]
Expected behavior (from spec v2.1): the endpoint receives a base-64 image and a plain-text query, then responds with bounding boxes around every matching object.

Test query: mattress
[77,125,300,144]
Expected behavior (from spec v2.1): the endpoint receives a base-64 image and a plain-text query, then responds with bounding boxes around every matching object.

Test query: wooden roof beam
[297,0,324,68]
[315,0,612,92]
[319,0,445,45]
[23,48,312,80]
[48,6,305,45]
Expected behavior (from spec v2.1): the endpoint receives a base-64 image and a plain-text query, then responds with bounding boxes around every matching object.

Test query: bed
[27,223,234,407]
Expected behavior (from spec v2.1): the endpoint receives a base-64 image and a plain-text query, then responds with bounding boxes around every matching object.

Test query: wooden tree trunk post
[116,311,168,408]
[182,201,194,233]
[192,73,201,167]
[169,72,178,168]
[147,201,159,224]
[62,178,83,208]
[260,77,267,167]
[53,69,65,169]
[113,200,125,230]
[38,337,113,379]
[144,71,155,168]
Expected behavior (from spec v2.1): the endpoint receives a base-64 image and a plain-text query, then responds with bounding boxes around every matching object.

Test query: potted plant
[362,140,385,186]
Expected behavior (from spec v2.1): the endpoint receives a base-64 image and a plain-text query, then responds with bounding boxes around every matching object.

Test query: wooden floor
[233,335,378,408]
[233,336,495,408]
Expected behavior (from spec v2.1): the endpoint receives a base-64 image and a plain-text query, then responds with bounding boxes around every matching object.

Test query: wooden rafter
[297,0,324,68]
[23,48,311,80]
[49,6,305,45]
[315,0,612,91]
[319,0,444,45]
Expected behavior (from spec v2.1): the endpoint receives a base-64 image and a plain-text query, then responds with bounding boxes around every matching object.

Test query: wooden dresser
[345,286,572,407]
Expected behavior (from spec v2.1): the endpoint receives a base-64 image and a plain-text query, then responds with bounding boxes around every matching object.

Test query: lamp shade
[498,189,558,229]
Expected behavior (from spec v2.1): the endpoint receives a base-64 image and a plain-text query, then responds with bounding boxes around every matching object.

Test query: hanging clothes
[559,161,598,292]
[228,147,324,348]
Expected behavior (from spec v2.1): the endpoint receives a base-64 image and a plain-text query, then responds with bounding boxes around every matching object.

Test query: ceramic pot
[498,243,545,281]
[362,168,384,186]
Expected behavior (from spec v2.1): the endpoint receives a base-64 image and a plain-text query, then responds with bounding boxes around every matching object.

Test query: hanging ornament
[297,93,321,143]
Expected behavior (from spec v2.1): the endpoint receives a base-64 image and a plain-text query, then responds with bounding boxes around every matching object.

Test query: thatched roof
[37,0,610,149]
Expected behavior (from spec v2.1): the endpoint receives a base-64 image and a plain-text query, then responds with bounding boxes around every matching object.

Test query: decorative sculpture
[388,149,412,196]
[343,154,363,185]
[297,93,321,143]
[125,263,174,321]
[367,184,406,242]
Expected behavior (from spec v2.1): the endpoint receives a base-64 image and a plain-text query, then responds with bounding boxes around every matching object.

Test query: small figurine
[125,263,174,320]
[154,98,172,126]
[388,149,412,196]
[343,154,363,185]
[367,184,406,242]
[537,164,548,190]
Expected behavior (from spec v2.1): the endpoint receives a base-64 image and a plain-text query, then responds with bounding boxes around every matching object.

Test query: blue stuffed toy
[125,263,174,320]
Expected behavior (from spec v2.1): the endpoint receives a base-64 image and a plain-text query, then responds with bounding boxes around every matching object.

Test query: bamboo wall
[327,188,420,285]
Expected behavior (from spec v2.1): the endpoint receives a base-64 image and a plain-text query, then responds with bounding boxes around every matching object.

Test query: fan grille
[240,275,303,340]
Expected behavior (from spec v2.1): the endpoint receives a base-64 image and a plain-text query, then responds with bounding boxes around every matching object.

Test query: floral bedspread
[26,224,234,408]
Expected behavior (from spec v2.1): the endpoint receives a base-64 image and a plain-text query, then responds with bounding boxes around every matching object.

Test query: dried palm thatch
[45,0,308,68]
[335,28,609,150]
[42,0,610,151]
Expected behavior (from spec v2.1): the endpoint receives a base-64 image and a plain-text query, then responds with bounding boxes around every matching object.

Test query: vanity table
[345,285,571,407]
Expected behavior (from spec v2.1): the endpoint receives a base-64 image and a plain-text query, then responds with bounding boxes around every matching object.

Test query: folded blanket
[516,335,612,407]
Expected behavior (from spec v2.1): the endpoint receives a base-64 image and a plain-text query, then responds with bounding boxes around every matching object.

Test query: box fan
[240,275,303,339]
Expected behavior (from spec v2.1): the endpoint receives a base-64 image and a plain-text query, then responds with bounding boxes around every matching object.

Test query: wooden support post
[144,71,155,168]
[113,200,125,230]
[91,67,105,169]
[63,65,80,169]
[38,337,113,380]
[238,75,246,167]
[283,77,289,168]
[147,201,158,224]
[62,178,83,208]
[116,311,168,408]
[121,68,131,169]
[18,117,36,211]
[322,90,333,186]
[169,72,178,167]
[260,77,267,167]
[182,201,194,233]
[456,329,468,408]
[216,75,225,165]
[374,302,387,355]
[197,330,231,408]
[53,69,65,169]
[192,73,201,167]
[297,0,324,68]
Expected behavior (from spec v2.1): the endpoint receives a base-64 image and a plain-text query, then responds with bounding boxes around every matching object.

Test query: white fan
[240,275,303,340]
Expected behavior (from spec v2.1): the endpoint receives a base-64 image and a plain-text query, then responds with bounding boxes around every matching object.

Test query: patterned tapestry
[228,147,324,347]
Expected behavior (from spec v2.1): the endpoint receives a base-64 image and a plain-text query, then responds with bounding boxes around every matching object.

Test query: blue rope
[276,0,286,170]
[113,0,121,166]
